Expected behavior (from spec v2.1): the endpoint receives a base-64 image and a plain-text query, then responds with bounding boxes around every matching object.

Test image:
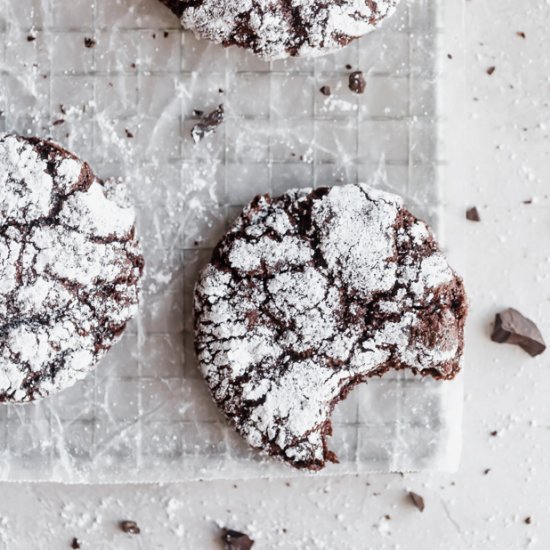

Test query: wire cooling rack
[0,0,463,482]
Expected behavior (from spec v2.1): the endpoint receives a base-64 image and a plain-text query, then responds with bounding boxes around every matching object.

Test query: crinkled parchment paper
[0,0,463,482]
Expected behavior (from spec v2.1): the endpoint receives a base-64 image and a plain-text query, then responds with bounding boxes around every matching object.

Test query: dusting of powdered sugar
[0,134,143,403]
[194,183,467,469]
[173,0,400,60]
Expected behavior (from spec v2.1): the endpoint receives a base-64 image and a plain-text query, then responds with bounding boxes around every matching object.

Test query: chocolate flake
[348,71,366,94]
[525,516,532,524]
[27,35,36,42]
[486,66,496,76]
[491,308,546,357]
[466,207,481,222]
[517,31,526,39]
[84,37,96,48]
[222,528,254,550]
[408,492,425,512]
[320,85,332,96]
[125,128,134,138]
[120,521,140,535]
[483,468,491,475]
[191,105,224,143]
[52,119,65,126]
[71,538,81,549]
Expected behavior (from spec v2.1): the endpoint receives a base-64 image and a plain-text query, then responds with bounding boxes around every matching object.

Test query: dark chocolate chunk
[27,35,36,42]
[525,516,532,524]
[491,308,546,357]
[71,538,81,549]
[191,105,224,143]
[466,207,481,222]
[348,71,366,94]
[222,529,254,550]
[320,85,332,96]
[120,521,141,535]
[84,37,96,48]
[408,491,425,512]
[486,66,496,76]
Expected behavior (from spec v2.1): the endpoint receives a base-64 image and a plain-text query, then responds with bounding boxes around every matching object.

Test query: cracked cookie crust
[194,183,467,470]
[160,0,400,60]
[0,134,143,403]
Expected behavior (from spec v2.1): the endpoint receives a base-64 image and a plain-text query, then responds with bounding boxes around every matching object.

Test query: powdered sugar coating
[163,0,400,60]
[194,183,467,469]
[0,135,143,402]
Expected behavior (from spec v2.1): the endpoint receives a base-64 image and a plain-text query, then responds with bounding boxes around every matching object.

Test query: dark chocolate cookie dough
[194,183,467,469]
[160,0,400,60]
[0,134,143,402]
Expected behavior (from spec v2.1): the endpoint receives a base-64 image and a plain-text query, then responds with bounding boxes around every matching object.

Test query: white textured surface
[1,0,548,548]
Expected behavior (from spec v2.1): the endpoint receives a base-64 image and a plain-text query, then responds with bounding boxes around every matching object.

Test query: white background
[1,0,550,548]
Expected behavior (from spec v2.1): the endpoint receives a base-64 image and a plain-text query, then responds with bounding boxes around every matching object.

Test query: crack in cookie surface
[161,0,400,59]
[194,183,467,469]
[0,134,143,402]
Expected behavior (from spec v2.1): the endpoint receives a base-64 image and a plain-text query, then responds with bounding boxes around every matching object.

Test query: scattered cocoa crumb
[466,207,481,222]
[490,430,498,437]
[164,31,170,38]
[120,521,140,535]
[52,119,65,126]
[345,64,352,70]
[71,538,81,549]
[131,63,137,69]
[27,35,36,42]
[125,129,134,138]
[523,199,533,205]
[483,468,491,475]
[222,528,254,550]
[447,53,453,59]
[84,37,96,48]
[191,105,224,143]
[59,104,67,115]
[408,491,425,512]
[486,66,496,76]
[193,109,205,117]
[349,71,366,94]
[525,516,532,524]
[320,85,332,96]
[517,31,526,39]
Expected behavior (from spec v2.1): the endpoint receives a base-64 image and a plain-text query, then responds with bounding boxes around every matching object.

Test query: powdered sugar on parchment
[0,134,143,402]
[172,0,400,59]
[194,183,467,469]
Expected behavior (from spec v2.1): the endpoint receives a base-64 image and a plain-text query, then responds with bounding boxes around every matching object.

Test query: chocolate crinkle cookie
[160,0,400,60]
[0,134,143,402]
[194,183,467,470]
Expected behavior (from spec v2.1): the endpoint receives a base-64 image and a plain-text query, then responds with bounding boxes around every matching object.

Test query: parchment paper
[0,0,463,482]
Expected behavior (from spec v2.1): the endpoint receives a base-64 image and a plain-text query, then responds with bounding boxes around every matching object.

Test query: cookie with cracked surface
[194,183,467,470]
[160,0,400,60]
[0,134,143,402]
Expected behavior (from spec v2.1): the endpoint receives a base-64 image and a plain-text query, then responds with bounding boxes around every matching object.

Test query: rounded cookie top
[194,183,467,469]
[0,134,143,403]
[162,0,400,60]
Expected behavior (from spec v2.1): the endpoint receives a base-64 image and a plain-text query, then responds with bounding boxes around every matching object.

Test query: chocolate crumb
[517,31,526,39]
[125,129,134,138]
[320,85,332,96]
[59,104,67,115]
[447,53,453,59]
[490,430,498,437]
[349,71,366,94]
[408,492,425,512]
[27,35,36,42]
[483,468,491,475]
[491,308,546,357]
[345,64,352,70]
[120,521,140,535]
[222,528,254,550]
[191,105,224,143]
[466,207,481,222]
[164,31,170,38]
[525,516,532,524]
[193,109,205,117]
[523,199,533,205]
[71,538,81,549]
[52,119,65,126]
[84,37,96,48]
[486,66,496,76]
